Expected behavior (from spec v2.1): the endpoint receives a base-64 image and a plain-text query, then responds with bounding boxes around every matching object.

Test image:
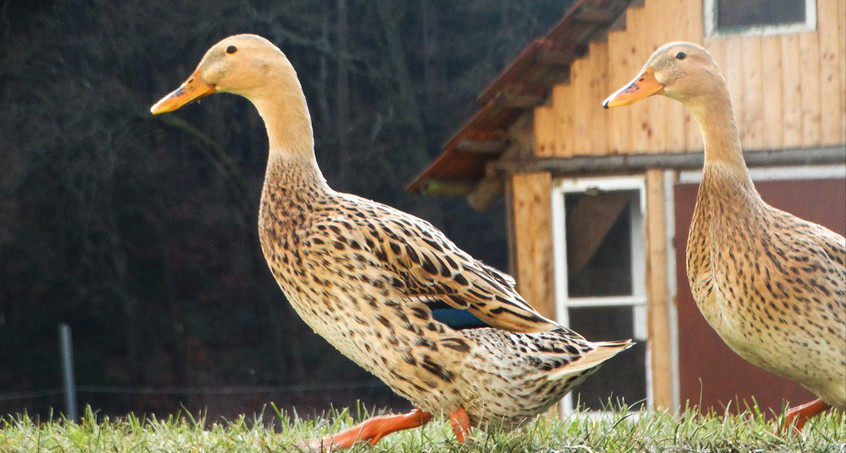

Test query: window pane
[567,306,647,410]
[564,190,637,297]
[717,0,806,29]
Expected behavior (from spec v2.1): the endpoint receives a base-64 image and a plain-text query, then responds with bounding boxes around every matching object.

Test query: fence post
[59,323,78,422]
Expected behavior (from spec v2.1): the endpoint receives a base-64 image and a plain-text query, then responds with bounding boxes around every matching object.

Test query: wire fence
[3,326,404,418]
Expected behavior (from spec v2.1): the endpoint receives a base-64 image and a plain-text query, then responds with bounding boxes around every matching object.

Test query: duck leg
[301,408,432,451]
[448,406,472,442]
[782,398,830,432]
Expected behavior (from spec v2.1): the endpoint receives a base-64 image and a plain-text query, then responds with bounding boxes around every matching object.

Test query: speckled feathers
[153,34,634,432]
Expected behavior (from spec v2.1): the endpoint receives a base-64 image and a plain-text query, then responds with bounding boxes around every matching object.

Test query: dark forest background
[0,0,573,419]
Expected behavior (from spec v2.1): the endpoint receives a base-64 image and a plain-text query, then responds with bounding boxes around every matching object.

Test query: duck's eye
[226,45,238,54]
[675,51,687,60]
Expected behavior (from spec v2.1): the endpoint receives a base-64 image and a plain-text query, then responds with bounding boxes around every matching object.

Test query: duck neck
[685,84,753,188]
[687,81,763,214]
[249,76,328,195]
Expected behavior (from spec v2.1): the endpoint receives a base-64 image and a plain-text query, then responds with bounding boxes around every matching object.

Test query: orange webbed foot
[448,406,472,443]
[780,398,830,433]
[300,408,432,451]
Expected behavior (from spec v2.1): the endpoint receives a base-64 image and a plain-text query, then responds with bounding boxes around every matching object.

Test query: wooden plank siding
[762,37,785,149]
[721,37,745,144]
[587,42,610,156]
[840,0,846,143]
[800,31,823,146]
[511,172,555,319]
[741,37,764,149]
[628,5,653,154]
[818,0,845,145]
[645,169,672,408]
[662,0,688,152]
[605,24,634,154]
[553,82,576,158]
[571,51,594,155]
[680,0,703,151]
[531,0,846,159]
[781,33,804,148]
[534,105,556,157]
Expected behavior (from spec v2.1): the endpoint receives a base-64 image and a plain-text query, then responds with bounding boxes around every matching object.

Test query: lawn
[1,402,844,452]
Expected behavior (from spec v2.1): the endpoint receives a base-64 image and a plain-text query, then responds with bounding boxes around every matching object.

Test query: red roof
[406,0,634,194]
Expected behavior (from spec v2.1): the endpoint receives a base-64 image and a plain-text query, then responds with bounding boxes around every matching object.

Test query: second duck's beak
[150,69,217,115]
[602,67,664,108]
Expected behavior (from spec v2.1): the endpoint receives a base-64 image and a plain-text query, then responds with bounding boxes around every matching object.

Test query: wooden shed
[408,0,846,412]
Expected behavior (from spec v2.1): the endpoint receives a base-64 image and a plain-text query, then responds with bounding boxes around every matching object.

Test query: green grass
[1,403,844,452]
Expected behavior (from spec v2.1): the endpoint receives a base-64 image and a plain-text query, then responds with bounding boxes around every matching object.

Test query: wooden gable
[536,0,846,157]
[409,0,846,204]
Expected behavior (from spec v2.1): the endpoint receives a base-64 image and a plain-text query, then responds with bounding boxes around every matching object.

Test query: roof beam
[490,89,547,109]
[456,137,508,155]
[489,146,846,176]
[418,179,476,196]
[577,0,635,24]
[467,177,504,212]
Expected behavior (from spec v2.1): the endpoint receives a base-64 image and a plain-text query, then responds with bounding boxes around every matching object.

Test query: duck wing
[766,207,846,307]
[322,194,562,334]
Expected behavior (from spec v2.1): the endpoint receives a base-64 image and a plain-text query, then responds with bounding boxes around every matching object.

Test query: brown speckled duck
[151,34,632,450]
[603,42,846,430]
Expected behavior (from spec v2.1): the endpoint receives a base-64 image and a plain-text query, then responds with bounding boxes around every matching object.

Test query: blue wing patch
[431,308,489,330]
[426,299,489,330]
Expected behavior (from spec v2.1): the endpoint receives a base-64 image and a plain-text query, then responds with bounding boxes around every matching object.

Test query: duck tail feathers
[547,339,634,381]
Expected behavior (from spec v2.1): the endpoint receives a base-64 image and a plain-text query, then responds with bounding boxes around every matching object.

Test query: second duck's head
[603,41,724,108]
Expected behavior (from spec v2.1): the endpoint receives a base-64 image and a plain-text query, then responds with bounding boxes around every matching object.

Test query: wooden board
[740,36,764,149]
[818,0,844,145]
[800,31,822,147]
[685,0,705,152]
[606,26,634,154]
[587,42,610,156]
[628,5,652,153]
[780,33,803,148]
[762,36,785,149]
[661,0,689,152]
[643,0,663,154]
[645,169,672,408]
[553,84,576,157]
[724,37,746,145]
[571,56,592,155]
[533,105,556,157]
[511,172,554,319]
[840,0,846,143]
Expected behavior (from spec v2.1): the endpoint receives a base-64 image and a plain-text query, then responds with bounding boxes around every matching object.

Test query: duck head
[150,34,297,114]
[603,42,723,108]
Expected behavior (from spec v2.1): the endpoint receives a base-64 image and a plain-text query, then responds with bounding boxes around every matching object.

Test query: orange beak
[150,69,217,114]
[602,67,665,108]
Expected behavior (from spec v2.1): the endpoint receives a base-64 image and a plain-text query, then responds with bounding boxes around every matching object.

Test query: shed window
[705,0,816,36]
[551,177,649,412]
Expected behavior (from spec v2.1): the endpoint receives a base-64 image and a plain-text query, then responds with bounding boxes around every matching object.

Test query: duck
[151,34,633,450]
[603,42,846,431]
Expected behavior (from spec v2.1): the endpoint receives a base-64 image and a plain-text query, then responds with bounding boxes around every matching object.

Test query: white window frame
[551,175,651,413]
[704,0,817,37]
